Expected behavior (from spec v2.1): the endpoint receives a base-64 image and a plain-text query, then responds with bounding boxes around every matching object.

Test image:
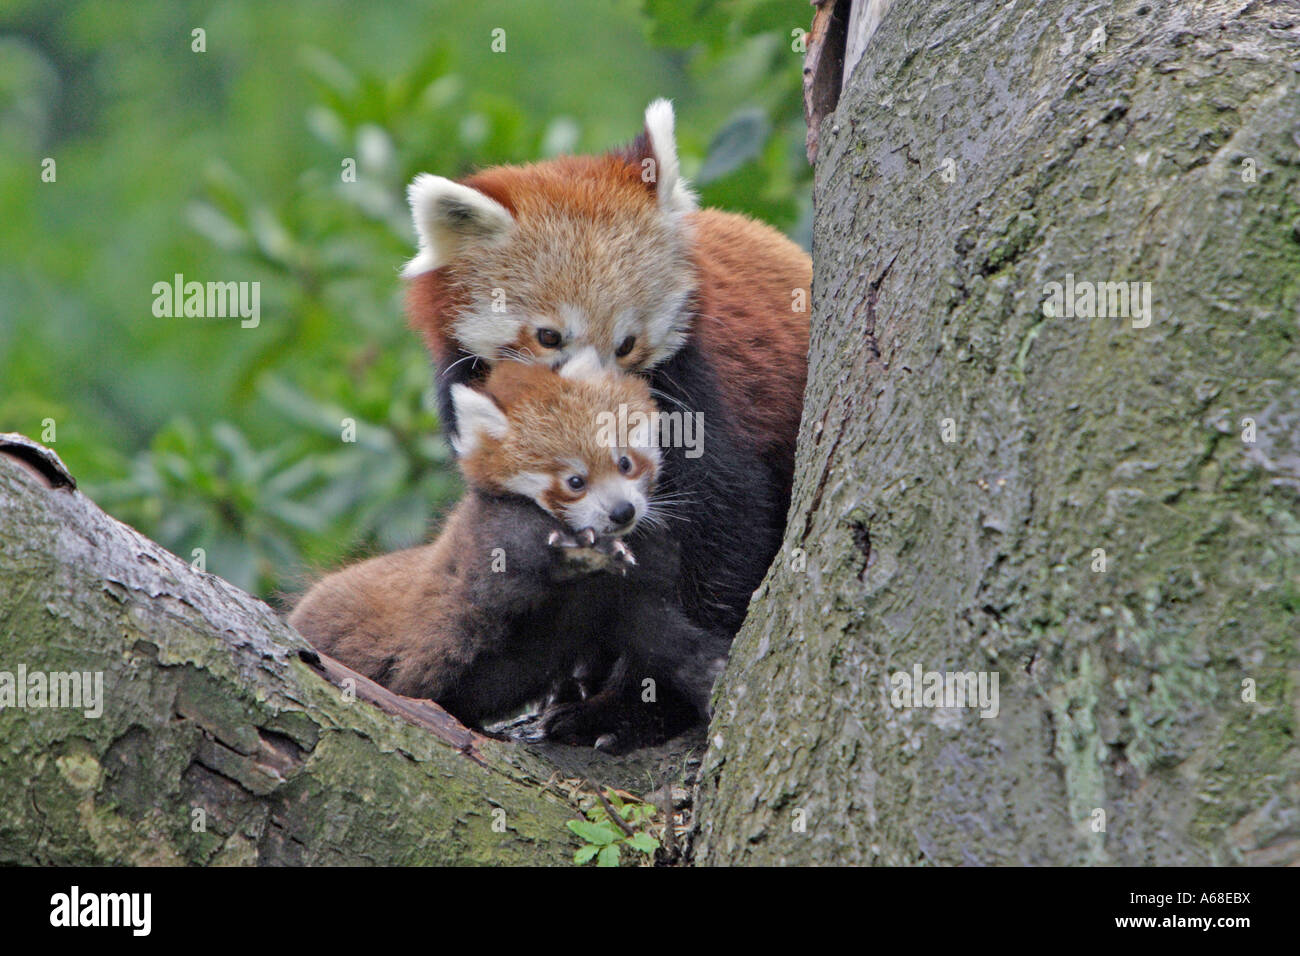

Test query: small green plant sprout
[568,787,659,867]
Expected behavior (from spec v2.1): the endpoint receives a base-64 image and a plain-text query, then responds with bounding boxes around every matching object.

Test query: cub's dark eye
[618,456,633,475]
[615,335,637,358]
[566,475,586,491]
[537,328,563,349]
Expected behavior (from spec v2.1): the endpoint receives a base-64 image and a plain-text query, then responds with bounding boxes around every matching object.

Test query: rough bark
[695,0,1300,865]
[0,440,685,865]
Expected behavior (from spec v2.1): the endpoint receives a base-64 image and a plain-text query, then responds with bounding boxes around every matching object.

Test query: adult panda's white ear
[402,174,515,278]
[449,384,509,457]
[642,99,696,215]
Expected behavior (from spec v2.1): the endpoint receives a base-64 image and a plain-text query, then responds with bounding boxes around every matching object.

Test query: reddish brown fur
[458,362,660,511]
[405,154,811,462]
[288,523,471,699]
[465,155,652,223]
[405,267,469,364]
[288,488,595,726]
[687,208,810,466]
[289,363,663,725]
[299,123,810,739]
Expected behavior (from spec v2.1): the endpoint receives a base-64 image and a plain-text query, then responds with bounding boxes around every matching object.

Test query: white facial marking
[558,457,588,479]
[560,347,607,380]
[612,308,639,344]
[556,304,588,345]
[565,475,647,536]
[453,308,525,360]
[643,286,692,367]
[503,471,553,507]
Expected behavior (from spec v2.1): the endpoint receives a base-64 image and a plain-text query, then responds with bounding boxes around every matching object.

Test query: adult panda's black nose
[609,501,636,527]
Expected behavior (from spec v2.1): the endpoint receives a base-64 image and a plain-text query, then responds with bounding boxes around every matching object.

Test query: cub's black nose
[609,501,636,527]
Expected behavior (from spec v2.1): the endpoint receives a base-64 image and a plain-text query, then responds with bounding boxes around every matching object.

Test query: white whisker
[497,346,538,365]
[439,352,483,380]
[648,388,693,414]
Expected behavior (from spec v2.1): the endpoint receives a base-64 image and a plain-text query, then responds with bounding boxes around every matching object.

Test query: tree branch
[0,436,624,864]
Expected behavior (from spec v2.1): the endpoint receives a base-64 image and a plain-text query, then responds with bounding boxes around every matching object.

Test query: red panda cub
[289,356,729,742]
[403,99,811,650]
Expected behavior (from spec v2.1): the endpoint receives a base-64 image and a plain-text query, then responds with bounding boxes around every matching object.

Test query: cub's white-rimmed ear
[449,383,509,457]
[643,99,696,214]
[402,174,515,278]
[558,347,607,383]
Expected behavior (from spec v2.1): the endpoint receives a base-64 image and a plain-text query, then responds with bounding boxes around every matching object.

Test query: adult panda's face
[402,101,698,378]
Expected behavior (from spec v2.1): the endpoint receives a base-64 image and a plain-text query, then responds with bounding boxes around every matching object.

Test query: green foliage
[646,0,813,242]
[568,789,660,867]
[0,0,812,599]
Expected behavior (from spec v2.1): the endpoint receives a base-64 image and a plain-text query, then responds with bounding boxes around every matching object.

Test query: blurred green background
[0,0,812,601]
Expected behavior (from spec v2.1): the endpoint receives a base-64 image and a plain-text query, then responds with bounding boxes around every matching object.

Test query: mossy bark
[695,0,1300,865]
[0,449,593,865]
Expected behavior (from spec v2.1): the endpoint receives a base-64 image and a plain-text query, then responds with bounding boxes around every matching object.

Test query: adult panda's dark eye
[615,335,637,358]
[618,456,633,475]
[537,328,562,349]
[567,475,586,491]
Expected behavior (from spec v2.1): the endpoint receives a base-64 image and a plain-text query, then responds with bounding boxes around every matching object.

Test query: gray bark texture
[694,0,1300,865]
[0,440,686,865]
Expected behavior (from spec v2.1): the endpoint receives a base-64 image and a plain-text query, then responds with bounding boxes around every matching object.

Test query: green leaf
[597,844,621,867]
[567,819,617,846]
[299,47,360,98]
[626,832,660,855]
[573,844,599,865]
[185,201,249,252]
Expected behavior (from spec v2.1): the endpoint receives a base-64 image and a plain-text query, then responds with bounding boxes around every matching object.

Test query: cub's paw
[547,528,636,578]
[539,699,634,754]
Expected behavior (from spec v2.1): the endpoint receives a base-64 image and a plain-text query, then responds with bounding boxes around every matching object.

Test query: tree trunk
[0,438,684,865]
[694,0,1300,865]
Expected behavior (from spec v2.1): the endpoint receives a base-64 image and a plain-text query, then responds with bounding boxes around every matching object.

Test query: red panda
[289,358,729,745]
[452,353,660,541]
[403,100,811,644]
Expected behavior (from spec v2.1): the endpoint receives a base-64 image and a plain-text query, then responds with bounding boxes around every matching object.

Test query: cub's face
[403,100,698,377]
[451,357,662,537]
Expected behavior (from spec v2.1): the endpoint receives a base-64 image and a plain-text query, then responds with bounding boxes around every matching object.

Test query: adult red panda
[290,358,729,745]
[403,100,811,641]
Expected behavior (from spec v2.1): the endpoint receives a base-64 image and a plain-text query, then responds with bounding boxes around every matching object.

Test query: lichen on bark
[0,455,584,865]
